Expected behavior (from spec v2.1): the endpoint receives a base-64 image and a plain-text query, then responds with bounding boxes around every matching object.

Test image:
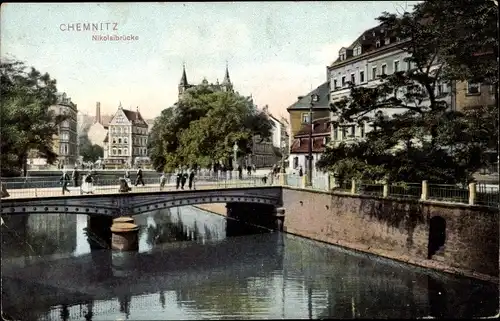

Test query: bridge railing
[0,174,276,199]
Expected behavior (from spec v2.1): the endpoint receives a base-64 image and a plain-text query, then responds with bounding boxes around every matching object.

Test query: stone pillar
[111,222,139,251]
[351,179,357,194]
[421,180,428,201]
[383,182,389,198]
[301,175,307,188]
[325,174,330,191]
[279,173,285,186]
[274,207,285,232]
[468,182,476,205]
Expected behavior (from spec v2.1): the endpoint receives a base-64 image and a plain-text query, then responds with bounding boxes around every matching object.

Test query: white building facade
[103,103,149,168]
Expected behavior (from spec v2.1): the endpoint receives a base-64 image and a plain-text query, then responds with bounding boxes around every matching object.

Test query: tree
[0,59,67,176]
[149,84,274,172]
[79,134,104,163]
[317,0,498,184]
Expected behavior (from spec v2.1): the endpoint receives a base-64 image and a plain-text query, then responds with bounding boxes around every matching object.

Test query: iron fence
[427,184,469,203]
[476,184,500,208]
[357,181,384,197]
[388,183,422,199]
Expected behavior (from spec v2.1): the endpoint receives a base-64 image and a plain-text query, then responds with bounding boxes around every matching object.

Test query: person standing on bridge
[135,166,145,186]
[188,168,196,190]
[71,167,80,188]
[159,172,167,191]
[181,167,188,189]
[60,170,71,195]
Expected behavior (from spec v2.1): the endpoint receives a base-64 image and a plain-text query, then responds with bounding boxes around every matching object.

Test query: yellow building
[454,81,496,112]
[286,82,331,139]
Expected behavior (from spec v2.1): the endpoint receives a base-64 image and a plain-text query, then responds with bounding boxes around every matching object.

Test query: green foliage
[79,134,104,163]
[318,0,498,184]
[148,85,274,172]
[1,59,67,176]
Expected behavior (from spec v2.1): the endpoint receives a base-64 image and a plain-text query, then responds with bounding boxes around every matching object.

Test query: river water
[1,206,498,320]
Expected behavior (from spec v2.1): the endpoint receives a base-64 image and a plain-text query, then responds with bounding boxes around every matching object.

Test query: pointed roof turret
[118,101,123,109]
[222,61,231,85]
[179,63,188,86]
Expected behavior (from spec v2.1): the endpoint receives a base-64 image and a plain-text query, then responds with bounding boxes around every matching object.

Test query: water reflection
[1,206,498,320]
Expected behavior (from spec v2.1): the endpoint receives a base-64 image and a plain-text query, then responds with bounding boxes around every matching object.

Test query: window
[112,138,116,144]
[376,40,381,48]
[360,123,365,137]
[341,127,348,139]
[124,148,128,155]
[333,127,338,140]
[350,73,355,85]
[350,126,355,137]
[394,61,399,73]
[333,79,338,89]
[406,61,411,71]
[372,66,377,80]
[118,138,122,144]
[341,76,346,87]
[301,113,310,124]
[124,138,128,144]
[113,148,117,155]
[437,83,443,96]
[360,71,365,83]
[381,64,387,75]
[467,82,480,94]
[118,149,122,155]
[293,157,299,169]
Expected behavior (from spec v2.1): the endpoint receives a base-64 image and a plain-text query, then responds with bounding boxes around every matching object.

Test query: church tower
[221,62,234,93]
[178,63,190,98]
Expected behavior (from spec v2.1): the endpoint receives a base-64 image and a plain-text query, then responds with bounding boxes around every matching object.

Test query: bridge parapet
[0,186,283,216]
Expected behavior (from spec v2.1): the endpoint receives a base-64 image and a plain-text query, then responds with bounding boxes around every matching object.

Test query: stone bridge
[0,186,283,217]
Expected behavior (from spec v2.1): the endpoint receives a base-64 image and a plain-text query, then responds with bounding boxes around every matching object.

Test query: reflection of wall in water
[1,215,29,258]
[27,213,77,254]
[167,207,226,242]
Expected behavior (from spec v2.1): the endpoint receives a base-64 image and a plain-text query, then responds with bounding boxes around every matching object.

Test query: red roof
[290,137,328,154]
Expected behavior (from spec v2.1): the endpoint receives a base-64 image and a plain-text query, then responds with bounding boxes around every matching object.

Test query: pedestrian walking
[160,172,167,191]
[188,169,196,190]
[238,165,243,179]
[135,167,145,186]
[82,172,95,194]
[181,170,188,189]
[60,170,71,195]
[247,165,252,177]
[176,167,182,190]
[71,167,80,187]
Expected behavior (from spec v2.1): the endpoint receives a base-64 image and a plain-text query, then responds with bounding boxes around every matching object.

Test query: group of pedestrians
[60,167,95,195]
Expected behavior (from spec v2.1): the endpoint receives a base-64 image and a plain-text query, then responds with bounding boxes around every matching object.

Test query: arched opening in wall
[427,216,446,259]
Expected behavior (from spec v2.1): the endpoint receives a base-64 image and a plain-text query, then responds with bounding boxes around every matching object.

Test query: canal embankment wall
[195,188,499,283]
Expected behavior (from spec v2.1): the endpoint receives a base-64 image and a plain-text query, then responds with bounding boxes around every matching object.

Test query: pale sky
[1,1,419,120]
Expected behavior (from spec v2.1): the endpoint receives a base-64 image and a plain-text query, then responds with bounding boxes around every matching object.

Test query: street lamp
[307,93,320,186]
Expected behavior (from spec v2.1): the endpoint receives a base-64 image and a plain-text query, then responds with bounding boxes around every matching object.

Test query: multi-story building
[103,103,149,168]
[289,117,331,174]
[262,105,290,167]
[327,24,452,147]
[48,92,79,167]
[287,82,330,173]
[287,82,331,139]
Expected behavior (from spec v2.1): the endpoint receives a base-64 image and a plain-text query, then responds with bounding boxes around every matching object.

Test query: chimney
[96,102,101,124]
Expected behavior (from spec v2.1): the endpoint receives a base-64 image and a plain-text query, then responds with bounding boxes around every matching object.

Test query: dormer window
[384,38,390,45]
[339,48,347,61]
[372,31,376,37]
[376,40,381,48]
[353,46,362,56]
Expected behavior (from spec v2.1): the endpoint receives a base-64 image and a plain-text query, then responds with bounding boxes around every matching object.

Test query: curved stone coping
[111,222,139,232]
[113,216,135,223]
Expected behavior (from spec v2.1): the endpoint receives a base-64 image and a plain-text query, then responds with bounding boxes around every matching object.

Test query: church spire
[222,61,233,92]
[179,62,188,86]
[222,60,231,85]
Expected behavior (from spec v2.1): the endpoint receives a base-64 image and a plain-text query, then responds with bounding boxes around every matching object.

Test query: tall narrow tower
[178,63,190,98]
[221,61,234,93]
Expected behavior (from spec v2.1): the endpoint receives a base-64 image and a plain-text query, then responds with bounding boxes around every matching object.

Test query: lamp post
[307,93,320,186]
[233,142,238,180]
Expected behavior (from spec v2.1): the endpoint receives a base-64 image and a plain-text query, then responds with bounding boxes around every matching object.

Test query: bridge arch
[0,187,283,217]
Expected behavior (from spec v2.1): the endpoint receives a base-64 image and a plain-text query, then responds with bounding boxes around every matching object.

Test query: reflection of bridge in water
[2,222,284,320]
